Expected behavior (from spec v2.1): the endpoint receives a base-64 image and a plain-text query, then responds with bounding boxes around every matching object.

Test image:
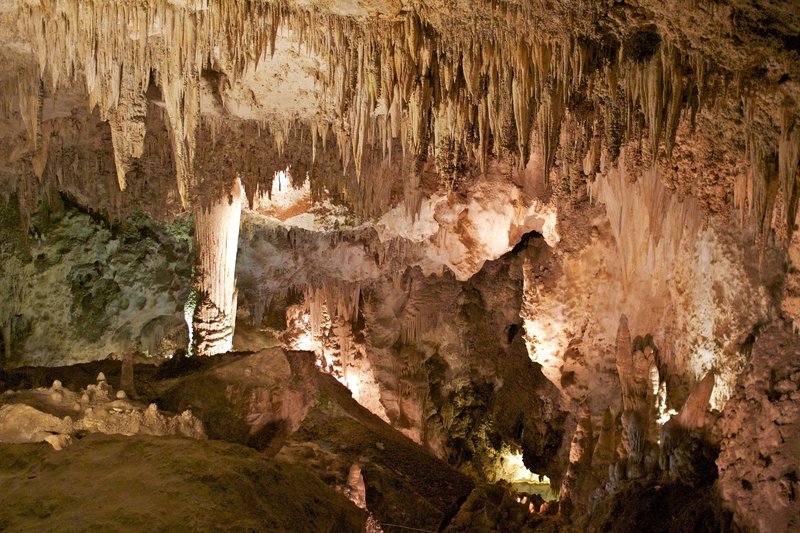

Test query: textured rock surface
[716,323,800,533]
[524,160,771,419]
[0,375,205,448]
[0,196,193,366]
[1,348,483,531]
[236,202,567,481]
[277,351,476,532]
[158,348,309,448]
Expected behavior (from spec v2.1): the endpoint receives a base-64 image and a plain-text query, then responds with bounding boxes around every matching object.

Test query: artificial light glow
[295,312,316,352]
[655,379,674,425]
[688,346,740,412]
[510,454,548,484]
[494,449,558,501]
[345,371,362,402]
[494,449,550,485]
[283,306,388,422]
[657,407,678,426]
[253,169,312,221]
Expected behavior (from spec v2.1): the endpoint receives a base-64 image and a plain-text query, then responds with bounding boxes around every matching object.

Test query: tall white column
[192,179,242,356]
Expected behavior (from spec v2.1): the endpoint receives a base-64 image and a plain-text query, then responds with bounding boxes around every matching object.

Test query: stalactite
[615,316,662,457]
[622,45,694,161]
[304,280,361,337]
[16,74,41,151]
[747,133,780,248]
[108,69,148,191]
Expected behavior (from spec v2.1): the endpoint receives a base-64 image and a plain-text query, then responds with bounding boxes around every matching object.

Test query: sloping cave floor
[0,345,742,532]
[0,350,504,532]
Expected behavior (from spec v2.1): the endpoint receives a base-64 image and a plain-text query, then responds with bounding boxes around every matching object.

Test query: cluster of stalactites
[735,100,800,251]
[19,2,710,209]
[302,280,363,384]
[304,280,361,338]
[19,0,798,235]
[25,0,286,208]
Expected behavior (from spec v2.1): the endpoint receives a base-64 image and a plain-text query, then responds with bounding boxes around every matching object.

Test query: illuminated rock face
[3,0,798,228]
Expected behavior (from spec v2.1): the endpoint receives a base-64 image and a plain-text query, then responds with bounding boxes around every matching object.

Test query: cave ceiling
[0,0,798,222]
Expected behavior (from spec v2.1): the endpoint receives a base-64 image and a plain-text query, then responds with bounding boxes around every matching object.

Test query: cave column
[192,178,242,356]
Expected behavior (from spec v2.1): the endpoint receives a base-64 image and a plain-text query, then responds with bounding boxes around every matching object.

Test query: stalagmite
[121,352,137,399]
[673,371,715,430]
[614,316,662,456]
[568,408,594,466]
[615,314,635,411]
[592,407,616,466]
[192,178,243,356]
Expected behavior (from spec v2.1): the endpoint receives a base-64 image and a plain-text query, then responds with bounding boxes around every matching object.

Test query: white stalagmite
[193,178,243,356]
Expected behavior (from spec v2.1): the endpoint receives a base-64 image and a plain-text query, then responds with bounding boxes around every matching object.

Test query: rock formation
[0,374,205,449]
[192,178,243,355]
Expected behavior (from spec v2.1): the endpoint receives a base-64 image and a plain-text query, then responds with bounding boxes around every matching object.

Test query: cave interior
[1,0,800,531]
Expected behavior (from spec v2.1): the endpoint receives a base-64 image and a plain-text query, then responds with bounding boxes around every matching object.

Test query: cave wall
[716,324,800,531]
[0,196,193,367]
[236,180,567,480]
[526,143,773,422]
